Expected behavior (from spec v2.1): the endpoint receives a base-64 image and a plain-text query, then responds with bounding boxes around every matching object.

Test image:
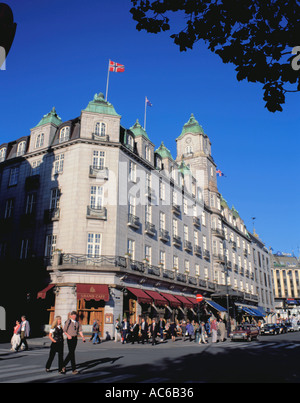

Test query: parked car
[230,324,259,342]
[285,322,298,332]
[261,324,280,335]
[277,323,287,334]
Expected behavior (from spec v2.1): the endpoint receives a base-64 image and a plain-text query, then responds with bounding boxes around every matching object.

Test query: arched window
[95,122,106,137]
[0,147,6,162]
[35,133,44,148]
[17,141,26,156]
[59,127,70,143]
[127,134,134,149]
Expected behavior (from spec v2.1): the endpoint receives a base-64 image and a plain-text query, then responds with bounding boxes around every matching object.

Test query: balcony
[184,240,192,252]
[86,206,107,220]
[44,208,60,223]
[232,241,237,250]
[25,175,40,191]
[145,187,156,200]
[177,272,187,283]
[92,132,110,142]
[194,245,202,257]
[234,264,239,273]
[145,222,156,236]
[203,249,210,261]
[227,261,232,270]
[193,216,201,227]
[127,213,140,229]
[172,235,182,247]
[172,203,181,216]
[243,248,248,257]
[89,166,109,180]
[159,229,169,243]
[213,253,225,263]
[211,227,225,239]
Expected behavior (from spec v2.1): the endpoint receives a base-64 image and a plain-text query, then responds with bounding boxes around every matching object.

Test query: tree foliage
[130,0,300,112]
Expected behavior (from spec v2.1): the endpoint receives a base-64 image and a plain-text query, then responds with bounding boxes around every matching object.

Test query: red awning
[144,290,167,306]
[76,284,110,301]
[187,297,198,306]
[160,292,181,308]
[37,284,55,299]
[127,287,152,304]
[174,295,194,308]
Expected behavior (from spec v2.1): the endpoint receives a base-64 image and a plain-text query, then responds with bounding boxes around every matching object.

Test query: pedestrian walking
[218,319,226,342]
[130,321,140,344]
[61,311,86,374]
[45,316,64,373]
[211,319,218,343]
[181,320,187,341]
[186,320,194,342]
[158,318,165,342]
[114,319,121,342]
[16,315,30,351]
[149,318,158,345]
[10,320,21,351]
[91,320,101,344]
[121,317,129,344]
[169,321,177,342]
[194,322,200,343]
[140,318,148,344]
[199,321,208,344]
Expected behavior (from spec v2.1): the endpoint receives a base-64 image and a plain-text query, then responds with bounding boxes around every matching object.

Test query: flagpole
[144,96,147,130]
[105,60,110,101]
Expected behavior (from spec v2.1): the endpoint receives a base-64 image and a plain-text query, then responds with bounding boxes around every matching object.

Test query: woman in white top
[45,316,64,373]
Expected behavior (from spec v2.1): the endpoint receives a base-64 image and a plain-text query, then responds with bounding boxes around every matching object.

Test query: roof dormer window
[127,134,134,149]
[0,147,6,162]
[35,133,44,148]
[17,141,26,157]
[59,126,70,143]
[95,122,106,137]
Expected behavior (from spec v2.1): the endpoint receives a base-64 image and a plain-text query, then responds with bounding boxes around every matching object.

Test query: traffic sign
[196,294,203,302]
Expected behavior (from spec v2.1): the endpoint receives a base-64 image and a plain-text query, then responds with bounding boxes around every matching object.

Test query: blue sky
[1,0,299,255]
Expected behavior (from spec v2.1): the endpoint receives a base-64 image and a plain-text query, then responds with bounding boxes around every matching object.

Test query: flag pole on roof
[144,96,152,130]
[105,59,125,101]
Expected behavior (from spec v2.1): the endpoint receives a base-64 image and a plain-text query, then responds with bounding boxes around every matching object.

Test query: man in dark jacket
[121,317,129,344]
[140,318,148,344]
[149,318,159,345]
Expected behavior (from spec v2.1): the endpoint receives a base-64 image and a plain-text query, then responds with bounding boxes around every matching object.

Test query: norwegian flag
[109,60,125,72]
[216,169,226,177]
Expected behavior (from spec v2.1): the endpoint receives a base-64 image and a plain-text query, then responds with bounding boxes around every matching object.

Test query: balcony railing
[211,228,225,239]
[145,222,156,236]
[127,214,140,229]
[184,240,192,252]
[203,249,210,260]
[194,245,202,257]
[193,217,201,227]
[159,229,169,243]
[89,166,109,180]
[172,235,182,247]
[213,253,225,263]
[44,208,60,223]
[86,206,107,220]
[172,203,181,216]
[92,132,110,142]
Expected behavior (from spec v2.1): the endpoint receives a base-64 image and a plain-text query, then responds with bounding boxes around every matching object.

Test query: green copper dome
[155,141,174,160]
[178,160,192,175]
[129,119,149,140]
[177,113,204,139]
[83,92,120,116]
[34,107,62,128]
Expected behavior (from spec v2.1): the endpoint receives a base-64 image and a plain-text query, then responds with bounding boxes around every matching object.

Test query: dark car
[261,324,280,335]
[230,324,259,342]
[277,323,287,334]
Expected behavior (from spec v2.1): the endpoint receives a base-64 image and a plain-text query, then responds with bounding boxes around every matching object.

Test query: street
[1,331,300,384]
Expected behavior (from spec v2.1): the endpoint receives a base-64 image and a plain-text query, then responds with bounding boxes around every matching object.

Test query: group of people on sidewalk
[10,315,30,352]
[113,316,228,345]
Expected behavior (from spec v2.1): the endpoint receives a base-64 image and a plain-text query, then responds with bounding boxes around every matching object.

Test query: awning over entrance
[127,287,152,304]
[144,290,167,306]
[159,292,181,308]
[37,284,55,299]
[187,296,198,306]
[205,299,227,312]
[174,295,193,308]
[76,284,110,301]
[236,303,265,317]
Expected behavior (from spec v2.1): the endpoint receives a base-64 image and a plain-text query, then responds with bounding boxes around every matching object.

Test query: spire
[129,119,149,140]
[155,141,174,160]
[83,92,120,116]
[34,107,62,128]
[177,113,204,139]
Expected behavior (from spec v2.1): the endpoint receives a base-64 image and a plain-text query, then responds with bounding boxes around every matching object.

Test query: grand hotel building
[0,93,275,337]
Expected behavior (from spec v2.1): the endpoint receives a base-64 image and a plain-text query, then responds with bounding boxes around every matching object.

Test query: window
[183,198,188,215]
[0,147,6,162]
[196,264,200,276]
[54,154,64,173]
[127,134,134,149]
[201,211,206,226]
[184,260,190,273]
[194,230,199,246]
[129,161,136,182]
[185,145,193,155]
[172,218,178,236]
[145,245,152,264]
[184,225,189,241]
[128,194,136,216]
[95,122,106,137]
[173,256,179,271]
[159,212,165,230]
[50,188,60,209]
[9,167,19,186]
[127,239,135,260]
[203,236,207,251]
[159,250,165,269]
[35,133,44,148]
[93,150,105,169]
[87,233,101,257]
[31,160,41,176]
[4,198,14,219]
[145,202,152,223]
[20,239,30,259]
[25,193,36,215]
[45,234,57,257]
[90,186,104,209]
[159,180,165,201]
[17,141,26,156]
[59,127,70,143]
[145,144,151,161]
